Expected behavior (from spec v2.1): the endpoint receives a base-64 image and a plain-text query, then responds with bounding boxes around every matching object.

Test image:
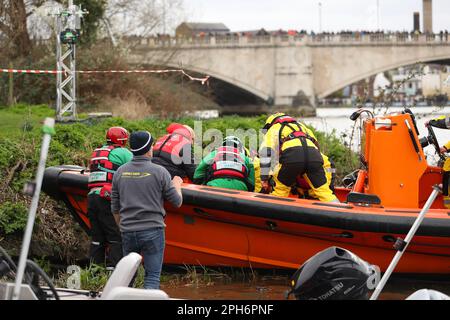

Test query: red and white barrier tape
[0,68,210,85]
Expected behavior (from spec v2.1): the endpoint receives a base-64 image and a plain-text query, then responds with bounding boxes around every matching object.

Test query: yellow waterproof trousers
[271,162,338,202]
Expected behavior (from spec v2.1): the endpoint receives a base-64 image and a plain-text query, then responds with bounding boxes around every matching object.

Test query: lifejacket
[88,145,121,190]
[272,115,319,150]
[153,130,192,165]
[208,146,249,182]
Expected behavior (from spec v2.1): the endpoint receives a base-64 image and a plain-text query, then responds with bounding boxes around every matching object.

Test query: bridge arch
[129,37,450,108]
[318,53,450,99]
[154,62,272,102]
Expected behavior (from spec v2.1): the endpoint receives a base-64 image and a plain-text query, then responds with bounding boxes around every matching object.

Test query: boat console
[350,111,445,209]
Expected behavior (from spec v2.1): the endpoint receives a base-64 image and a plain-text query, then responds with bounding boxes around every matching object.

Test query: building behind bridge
[176,22,230,38]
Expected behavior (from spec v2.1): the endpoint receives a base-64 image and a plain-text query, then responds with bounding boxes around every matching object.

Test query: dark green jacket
[193,150,255,191]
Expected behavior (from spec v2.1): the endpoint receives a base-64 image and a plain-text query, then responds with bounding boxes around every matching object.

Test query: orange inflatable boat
[42,112,450,274]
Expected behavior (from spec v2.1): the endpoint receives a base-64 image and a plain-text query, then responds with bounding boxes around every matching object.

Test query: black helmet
[287,247,379,300]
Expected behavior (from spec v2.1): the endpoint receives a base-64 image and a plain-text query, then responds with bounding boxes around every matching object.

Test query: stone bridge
[126,34,450,108]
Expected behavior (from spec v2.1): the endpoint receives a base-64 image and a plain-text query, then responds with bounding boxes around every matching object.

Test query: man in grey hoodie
[111,131,183,289]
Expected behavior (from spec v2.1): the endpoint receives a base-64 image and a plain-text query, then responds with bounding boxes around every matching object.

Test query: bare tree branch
[0,0,55,57]
[103,0,185,39]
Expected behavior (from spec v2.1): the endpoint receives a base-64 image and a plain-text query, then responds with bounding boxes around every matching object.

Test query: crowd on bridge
[153,28,449,42]
[307,29,449,41]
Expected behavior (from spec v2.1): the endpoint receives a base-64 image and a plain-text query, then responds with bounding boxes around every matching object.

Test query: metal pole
[56,15,62,117]
[370,185,442,300]
[11,118,55,300]
[318,2,322,33]
[71,44,77,119]
[54,1,86,121]
[377,0,380,30]
[8,62,13,107]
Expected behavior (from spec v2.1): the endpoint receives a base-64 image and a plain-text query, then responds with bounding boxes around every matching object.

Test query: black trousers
[278,146,326,188]
[87,193,123,267]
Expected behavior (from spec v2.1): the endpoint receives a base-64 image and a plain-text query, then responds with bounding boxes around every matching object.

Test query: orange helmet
[106,127,129,146]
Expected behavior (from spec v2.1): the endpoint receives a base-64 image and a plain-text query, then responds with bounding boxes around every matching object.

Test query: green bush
[0,202,28,235]
[1,106,356,180]
[54,124,91,150]
[0,139,21,169]
[312,128,359,179]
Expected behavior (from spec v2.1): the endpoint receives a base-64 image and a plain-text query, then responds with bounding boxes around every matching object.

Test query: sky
[184,0,450,32]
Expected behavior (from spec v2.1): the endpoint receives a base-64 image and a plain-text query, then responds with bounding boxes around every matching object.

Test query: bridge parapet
[32,33,450,49]
[131,33,450,49]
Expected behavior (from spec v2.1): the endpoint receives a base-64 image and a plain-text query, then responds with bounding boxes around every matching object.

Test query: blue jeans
[121,228,165,289]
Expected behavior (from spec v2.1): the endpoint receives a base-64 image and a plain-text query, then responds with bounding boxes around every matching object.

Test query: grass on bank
[0,104,54,138]
[52,262,273,292]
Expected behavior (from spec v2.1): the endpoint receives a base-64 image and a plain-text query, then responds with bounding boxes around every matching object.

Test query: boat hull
[43,166,450,274]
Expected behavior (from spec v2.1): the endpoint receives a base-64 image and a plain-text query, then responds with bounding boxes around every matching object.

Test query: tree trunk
[10,0,32,57]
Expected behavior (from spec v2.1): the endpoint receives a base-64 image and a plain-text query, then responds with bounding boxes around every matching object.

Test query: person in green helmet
[87,126,133,269]
[193,136,256,191]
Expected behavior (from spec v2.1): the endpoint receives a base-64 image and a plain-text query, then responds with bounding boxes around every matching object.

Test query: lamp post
[377,0,380,30]
[318,2,322,33]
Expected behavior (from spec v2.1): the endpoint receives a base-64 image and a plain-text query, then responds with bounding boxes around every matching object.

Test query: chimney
[413,12,420,32]
[423,0,433,33]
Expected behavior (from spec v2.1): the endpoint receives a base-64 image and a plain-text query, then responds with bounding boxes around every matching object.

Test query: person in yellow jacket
[259,113,338,202]
[252,153,262,193]
[427,115,450,209]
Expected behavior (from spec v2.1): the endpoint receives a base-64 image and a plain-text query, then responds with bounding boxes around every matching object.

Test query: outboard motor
[286,247,379,300]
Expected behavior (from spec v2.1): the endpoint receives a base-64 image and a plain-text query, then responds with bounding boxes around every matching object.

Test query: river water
[162,276,450,300]
[162,106,450,301]
[305,107,450,156]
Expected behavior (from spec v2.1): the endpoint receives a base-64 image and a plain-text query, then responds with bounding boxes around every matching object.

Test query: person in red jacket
[152,123,197,181]
[88,127,133,269]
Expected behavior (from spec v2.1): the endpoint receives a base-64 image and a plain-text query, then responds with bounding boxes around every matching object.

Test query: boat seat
[100,252,142,300]
[346,192,381,206]
[105,287,170,300]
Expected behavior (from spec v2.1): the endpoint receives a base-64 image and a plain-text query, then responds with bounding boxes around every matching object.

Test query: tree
[0,0,34,58]
[0,0,106,58]
[74,0,107,46]
[103,0,185,45]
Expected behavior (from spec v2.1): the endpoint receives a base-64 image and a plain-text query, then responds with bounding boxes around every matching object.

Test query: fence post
[8,62,14,107]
